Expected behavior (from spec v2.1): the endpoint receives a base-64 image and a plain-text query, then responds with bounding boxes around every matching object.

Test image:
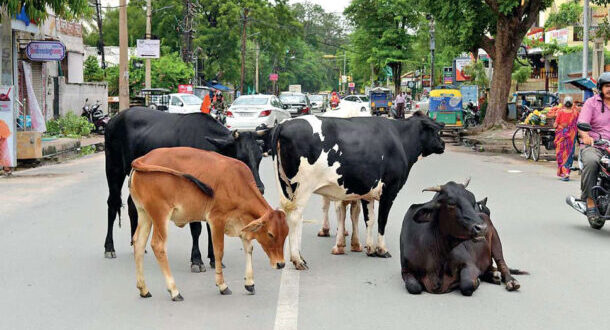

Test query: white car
[341,94,370,114]
[168,93,203,114]
[226,94,291,130]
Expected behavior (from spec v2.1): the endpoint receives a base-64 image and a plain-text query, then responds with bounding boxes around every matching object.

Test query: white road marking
[273,267,300,330]
[507,170,523,173]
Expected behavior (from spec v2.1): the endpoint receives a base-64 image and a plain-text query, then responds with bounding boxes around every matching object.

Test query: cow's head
[241,209,288,269]
[413,180,487,241]
[410,111,445,157]
[206,130,267,193]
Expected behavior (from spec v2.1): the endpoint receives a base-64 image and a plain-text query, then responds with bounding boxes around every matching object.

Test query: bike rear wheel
[512,127,525,154]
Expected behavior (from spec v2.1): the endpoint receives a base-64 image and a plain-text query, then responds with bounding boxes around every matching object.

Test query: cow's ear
[242,218,265,233]
[206,137,234,150]
[477,197,488,208]
[413,202,439,223]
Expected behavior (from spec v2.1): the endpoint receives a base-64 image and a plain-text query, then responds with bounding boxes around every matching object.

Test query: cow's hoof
[505,279,520,291]
[343,231,349,236]
[461,289,474,296]
[293,261,309,270]
[365,246,376,256]
[317,228,330,237]
[191,263,206,273]
[492,271,502,285]
[351,243,363,252]
[139,291,152,298]
[220,287,232,295]
[331,246,345,255]
[210,260,226,269]
[104,251,116,259]
[171,293,184,302]
[245,285,255,295]
[375,249,392,258]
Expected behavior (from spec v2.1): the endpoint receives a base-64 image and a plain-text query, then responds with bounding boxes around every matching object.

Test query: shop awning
[562,77,596,91]
[206,81,232,92]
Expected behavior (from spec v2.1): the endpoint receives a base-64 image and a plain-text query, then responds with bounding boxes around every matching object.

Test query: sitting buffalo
[400,181,527,296]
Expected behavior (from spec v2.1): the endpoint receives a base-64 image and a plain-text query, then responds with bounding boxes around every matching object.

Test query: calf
[400,181,525,296]
[129,147,287,300]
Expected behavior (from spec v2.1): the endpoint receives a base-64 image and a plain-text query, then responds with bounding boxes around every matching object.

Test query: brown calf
[129,147,288,300]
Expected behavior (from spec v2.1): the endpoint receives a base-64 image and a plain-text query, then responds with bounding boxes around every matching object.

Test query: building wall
[67,52,83,83]
[57,77,108,117]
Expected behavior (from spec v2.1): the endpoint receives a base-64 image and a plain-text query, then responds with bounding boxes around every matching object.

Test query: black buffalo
[104,107,266,271]
[270,112,445,269]
[400,181,526,296]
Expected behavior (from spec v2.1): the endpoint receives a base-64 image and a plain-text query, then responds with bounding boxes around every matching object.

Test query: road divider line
[273,267,300,330]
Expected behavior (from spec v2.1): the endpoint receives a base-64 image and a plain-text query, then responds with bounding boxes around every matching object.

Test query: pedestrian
[553,96,579,181]
[395,92,406,119]
[200,94,211,114]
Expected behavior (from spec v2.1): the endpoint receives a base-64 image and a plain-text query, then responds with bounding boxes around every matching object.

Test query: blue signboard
[460,85,478,107]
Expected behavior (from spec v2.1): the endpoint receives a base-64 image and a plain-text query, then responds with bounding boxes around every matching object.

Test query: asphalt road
[2,146,610,330]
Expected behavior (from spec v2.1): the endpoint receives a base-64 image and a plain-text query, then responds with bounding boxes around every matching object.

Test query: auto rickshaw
[140,88,171,111]
[369,87,393,116]
[428,88,463,131]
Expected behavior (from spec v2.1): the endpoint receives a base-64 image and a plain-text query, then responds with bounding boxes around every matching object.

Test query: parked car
[414,97,429,114]
[279,92,311,117]
[226,94,291,130]
[341,94,370,113]
[168,93,203,114]
[309,94,328,112]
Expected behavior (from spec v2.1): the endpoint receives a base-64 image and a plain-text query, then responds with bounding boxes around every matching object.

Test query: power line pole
[94,0,106,70]
[240,8,249,95]
[182,0,193,63]
[118,0,129,111]
[145,0,151,89]
[343,51,346,93]
[583,0,590,78]
[255,40,259,94]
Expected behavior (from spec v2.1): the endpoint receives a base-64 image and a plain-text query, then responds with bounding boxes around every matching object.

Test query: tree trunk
[390,62,402,96]
[482,18,523,128]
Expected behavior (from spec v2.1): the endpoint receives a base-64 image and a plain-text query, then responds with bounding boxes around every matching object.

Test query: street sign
[178,84,193,94]
[348,82,355,88]
[269,73,278,81]
[342,75,347,83]
[136,39,160,58]
[407,81,415,89]
[25,41,66,61]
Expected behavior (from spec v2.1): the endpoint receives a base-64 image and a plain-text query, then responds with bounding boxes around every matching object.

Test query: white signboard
[136,39,160,58]
[288,85,301,93]
[545,28,570,45]
[0,85,16,167]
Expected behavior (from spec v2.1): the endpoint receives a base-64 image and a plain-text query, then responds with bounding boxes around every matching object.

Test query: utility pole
[240,8,249,95]
[118,0,129,111]
[429,16,435,89]
[343,51,346,93]
[94,0,106,70]
[583,0,590,78]
[255,40,259,94]
[182,0,193,63]
[145,0,151,89]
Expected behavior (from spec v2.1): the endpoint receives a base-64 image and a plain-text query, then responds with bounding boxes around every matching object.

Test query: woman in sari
[554,96,579,181]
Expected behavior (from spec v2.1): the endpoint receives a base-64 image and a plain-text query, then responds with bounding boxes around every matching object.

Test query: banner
[26,41,66,61]
[0,85,15,167]
[454,58,472,82]
[429,96,462,112]
[136,39,160,58]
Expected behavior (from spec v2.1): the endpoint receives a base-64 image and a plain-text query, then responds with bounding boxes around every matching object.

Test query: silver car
[226,95,291,130]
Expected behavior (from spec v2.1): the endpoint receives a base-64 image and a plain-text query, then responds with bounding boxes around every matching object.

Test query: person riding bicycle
[578,72,610,227]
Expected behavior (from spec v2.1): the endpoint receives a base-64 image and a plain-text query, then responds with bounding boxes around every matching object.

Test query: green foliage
[544,2,582,29]
[84,56,104,82]
[45,113,93,137]
[463,61,489,89]
[0,0,91,21]
[512,60,532,84]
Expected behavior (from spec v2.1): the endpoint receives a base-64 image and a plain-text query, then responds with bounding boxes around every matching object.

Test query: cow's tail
[269,124,282,159]
[131,159,214,197]
[509,268,529,275]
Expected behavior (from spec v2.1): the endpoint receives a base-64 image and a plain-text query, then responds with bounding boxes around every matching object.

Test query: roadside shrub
[45,112,94,137]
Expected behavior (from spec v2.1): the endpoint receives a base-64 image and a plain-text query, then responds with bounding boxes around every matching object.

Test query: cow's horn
[255,129,268,137]
[232,130,240,139]
[464,177,471,188]
[422,186,442,193]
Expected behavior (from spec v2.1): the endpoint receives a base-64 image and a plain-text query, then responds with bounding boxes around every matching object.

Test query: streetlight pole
[145,0,151,89]
[240,8,249,95]
[118,0,129,111]
[343,51,346,93]
[428,15,435,89]
[583,0,590,78]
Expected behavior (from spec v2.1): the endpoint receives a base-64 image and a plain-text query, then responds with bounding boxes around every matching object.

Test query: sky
[100,0,352,15]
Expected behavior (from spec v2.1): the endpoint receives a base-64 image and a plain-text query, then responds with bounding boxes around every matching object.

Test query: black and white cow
[270,112,445,269]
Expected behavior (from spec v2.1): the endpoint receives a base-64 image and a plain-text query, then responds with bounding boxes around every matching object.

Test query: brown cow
[129,147,288,300]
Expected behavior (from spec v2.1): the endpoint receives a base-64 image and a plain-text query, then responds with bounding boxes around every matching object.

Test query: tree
[464,61,489,90]
[544,2,582,30]
[512,60,532,91]
[345,0,417,96]
[84,56,104,82]
[0,0,90,21]
[422,0,553,128]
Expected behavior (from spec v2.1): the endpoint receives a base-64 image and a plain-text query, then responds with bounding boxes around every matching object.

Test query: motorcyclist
[578,72,610,227]
[330,91,340,109]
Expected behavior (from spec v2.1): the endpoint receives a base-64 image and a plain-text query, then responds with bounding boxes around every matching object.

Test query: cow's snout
[471,223,487,240]
[277,262,285,269]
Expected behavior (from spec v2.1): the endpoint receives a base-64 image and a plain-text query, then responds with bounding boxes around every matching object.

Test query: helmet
[564,96,573,107]
[597,72,610,91]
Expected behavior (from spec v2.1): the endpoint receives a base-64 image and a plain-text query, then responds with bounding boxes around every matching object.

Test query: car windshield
[280,95,306,104]
[181,94,202,105]
[310,95,323,102]
[233,97,269,105]
[359,96,370,102]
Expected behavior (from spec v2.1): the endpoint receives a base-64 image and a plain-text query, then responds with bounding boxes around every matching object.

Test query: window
[181,94,203,105]
[233,97,269,105]
[345,96,355,102]
[359,96,370,102]
[171,96,182,106]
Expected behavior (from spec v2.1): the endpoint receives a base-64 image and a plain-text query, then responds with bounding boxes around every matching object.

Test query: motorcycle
[462,102,480,128]
[210,104,226,125]
[81,98,110,134]
[566,122,610,229]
